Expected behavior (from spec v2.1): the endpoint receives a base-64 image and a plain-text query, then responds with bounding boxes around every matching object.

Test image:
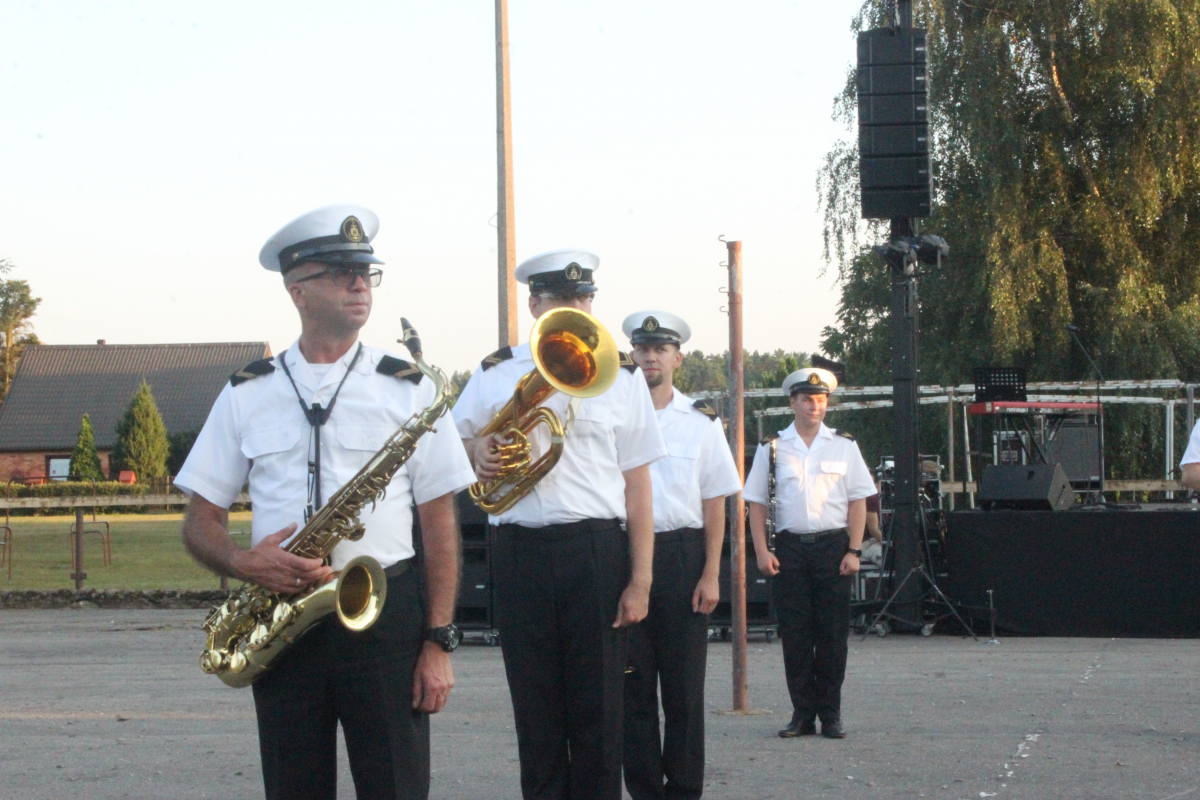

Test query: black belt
[654,527,705,543]
[383,557,414,578]
[498,518,621,542]
[779,527,847,544]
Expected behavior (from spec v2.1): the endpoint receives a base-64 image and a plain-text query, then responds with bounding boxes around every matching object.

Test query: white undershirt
[308,363,334,380]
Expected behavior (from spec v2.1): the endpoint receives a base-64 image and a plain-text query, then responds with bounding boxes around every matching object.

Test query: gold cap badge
[808,373,822,385]
[342,216,364,243]
[643,316,659,332]
[564,262,583,281]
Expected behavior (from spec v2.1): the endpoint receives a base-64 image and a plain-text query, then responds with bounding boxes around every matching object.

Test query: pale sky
[0,1,864,374]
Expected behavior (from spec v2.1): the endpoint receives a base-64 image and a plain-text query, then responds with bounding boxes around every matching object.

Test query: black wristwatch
[847,548,863,557]
[426,624,462,653]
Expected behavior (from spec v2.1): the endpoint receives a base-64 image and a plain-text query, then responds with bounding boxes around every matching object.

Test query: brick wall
[0,450,113,482]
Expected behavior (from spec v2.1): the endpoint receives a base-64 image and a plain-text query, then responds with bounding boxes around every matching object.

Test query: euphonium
[199,319,450,688]
[469,307,619,514]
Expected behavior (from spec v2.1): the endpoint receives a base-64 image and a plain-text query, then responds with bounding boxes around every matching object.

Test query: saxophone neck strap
[278,342,365,516]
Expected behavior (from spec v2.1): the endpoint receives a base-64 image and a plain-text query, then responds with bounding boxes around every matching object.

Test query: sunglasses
[292,266,383,289]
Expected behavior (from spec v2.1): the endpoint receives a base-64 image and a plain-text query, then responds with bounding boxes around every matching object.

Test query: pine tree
[69,413,105,481]
[111,380,169,480]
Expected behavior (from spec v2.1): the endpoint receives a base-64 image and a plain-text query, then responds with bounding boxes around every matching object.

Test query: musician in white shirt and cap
[178,204,477,800]
[620,310,742,800]
[452,249,666,800]
[743,366,874,740]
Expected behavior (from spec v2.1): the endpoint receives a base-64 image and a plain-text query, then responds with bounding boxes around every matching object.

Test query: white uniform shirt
[175,341,477,570]
[742,422,875,533]
[1181,420,1200,466]
[452,342,667,526]
[649,389,743,532]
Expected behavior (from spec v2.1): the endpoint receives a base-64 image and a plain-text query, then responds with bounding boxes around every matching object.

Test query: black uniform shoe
[778,717,817,738]
[820,719,847,739]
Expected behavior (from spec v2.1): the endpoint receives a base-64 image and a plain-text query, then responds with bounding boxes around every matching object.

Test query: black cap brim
[289,251,385,270]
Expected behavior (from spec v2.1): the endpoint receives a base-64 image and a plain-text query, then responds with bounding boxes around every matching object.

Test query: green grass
[0,512,253,591]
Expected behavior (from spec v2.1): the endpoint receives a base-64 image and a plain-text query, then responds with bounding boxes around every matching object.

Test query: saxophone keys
[199,649,226,674]
[272,602,294,626]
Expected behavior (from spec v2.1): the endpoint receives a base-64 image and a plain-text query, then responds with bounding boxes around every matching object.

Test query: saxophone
[199,319,450,688]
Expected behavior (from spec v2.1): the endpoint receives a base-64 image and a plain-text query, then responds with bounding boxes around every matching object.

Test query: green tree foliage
[818,0,1200,480]
[0,259,41,397]
[69,414,105,481]
[167,430,200,477]
[674,350,811,394]
[111,381,170,481]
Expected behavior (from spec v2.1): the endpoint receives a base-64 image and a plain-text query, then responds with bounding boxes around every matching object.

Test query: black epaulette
[761,432,781,444]
[481,346,513,371]
[692,399,719,421]
[377,355,423,385]
[835,429,856,441]
[619,351,636,372]
[230,358,274,387]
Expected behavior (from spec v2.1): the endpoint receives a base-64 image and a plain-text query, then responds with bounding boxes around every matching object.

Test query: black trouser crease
[493,519,630,800]
[770,532,851,724]
[251,566,429,800]
[624,528,709,800]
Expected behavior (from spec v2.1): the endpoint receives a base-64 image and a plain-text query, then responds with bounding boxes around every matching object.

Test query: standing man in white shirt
[620,311,742,800]
[743,367,874,740]
[1181,419,1200,490]
[452,249,666,800]
[177,205,477,800]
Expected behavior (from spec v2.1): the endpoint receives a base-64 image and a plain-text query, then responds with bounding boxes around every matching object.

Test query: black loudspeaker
[857,27,932,219]
[1045,420,1101,489]
[979,464,1074,511]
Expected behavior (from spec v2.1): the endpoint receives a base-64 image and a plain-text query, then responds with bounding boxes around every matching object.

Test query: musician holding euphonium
[178,205,477,800]
[452,249,666,800]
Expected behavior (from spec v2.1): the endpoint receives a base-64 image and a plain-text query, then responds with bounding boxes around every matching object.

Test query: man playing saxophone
[452,249,666,800]
[177,205,477,800]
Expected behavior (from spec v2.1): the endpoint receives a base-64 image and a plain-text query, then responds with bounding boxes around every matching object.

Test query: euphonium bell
[469,307,619,514]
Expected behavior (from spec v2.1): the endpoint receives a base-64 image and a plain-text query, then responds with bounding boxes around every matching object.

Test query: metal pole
[1166,400,1175,499]
[963,402,975,508]
[726,239,748,711]
[1188,384,1195,435]
[946,395,955,511]
[887,218,922,629]
[71,507,86,590]
[495,0,518,348]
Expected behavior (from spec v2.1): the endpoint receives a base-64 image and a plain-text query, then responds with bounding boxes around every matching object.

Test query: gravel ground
[1,609,1197,800]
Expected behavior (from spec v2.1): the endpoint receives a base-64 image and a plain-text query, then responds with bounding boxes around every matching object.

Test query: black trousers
[493,519,630,800]
[624,529,709,800]
[770,532,851,724]
[251,567,428,800]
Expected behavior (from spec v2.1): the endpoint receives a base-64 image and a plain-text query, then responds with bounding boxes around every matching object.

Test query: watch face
[432,624,461,652]
[445,625,462,649]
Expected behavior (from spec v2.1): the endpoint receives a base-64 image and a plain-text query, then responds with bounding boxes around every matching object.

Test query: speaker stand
[861,561,978,641]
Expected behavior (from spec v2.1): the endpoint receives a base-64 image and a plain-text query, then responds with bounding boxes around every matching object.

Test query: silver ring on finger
[295,577,301,587]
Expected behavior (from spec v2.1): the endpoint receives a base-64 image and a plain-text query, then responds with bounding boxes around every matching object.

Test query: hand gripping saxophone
[199,319,450,688]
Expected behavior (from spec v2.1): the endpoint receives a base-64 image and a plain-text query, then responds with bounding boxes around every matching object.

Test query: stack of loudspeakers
[455,491,493,632]
[857,26,932,219]
[709,502,777,639]
[409,491,495,639]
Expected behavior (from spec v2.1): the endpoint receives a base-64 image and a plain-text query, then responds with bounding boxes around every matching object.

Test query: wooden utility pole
[726,239,748,711]
[495,0,518,348]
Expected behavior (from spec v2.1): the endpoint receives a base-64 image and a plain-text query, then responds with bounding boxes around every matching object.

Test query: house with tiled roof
[0,341,270,481]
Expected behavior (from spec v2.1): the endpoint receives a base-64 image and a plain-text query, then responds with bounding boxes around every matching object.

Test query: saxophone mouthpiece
[399,318,423,359]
